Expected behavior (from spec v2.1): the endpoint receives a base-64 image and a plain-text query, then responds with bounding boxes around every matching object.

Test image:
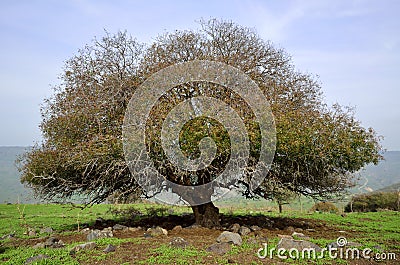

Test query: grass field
[0,202,399,264]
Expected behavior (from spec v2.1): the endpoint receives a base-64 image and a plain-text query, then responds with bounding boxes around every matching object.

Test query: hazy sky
[0,0,399,150]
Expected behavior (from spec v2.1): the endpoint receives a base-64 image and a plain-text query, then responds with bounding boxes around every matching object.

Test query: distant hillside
[0,147,399,203]
[376,182,400,192]
[0,146,37,203]
[354,151,400,193]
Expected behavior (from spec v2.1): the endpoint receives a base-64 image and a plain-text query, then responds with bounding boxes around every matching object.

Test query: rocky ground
[1,214,398,264]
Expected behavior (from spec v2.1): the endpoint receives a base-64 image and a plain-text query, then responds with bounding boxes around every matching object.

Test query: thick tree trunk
[191,201,220,228]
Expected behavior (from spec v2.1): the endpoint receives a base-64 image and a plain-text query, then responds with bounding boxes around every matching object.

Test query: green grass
[140,244,208,265]
[0,203,399,264]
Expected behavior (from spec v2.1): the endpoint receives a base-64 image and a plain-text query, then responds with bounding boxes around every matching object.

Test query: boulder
[103,244,116,253]
[147,226,168,237]
[44,237,64,248]
[169,237,189,248]
[216,231,242,246]
[277,238,322,252]
[238,226,251,236]
[206,242,232,255]
[70,242,97,254]
[112,224,128,230]
[87,228,113,241]
[40,227,54,234]
[229,223,241,233]
[25,254,49,264]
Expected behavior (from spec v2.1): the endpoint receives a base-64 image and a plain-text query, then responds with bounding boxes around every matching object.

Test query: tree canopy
[19,19,382,227]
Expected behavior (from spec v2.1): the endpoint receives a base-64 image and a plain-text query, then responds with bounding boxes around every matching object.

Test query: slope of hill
[354,151,400,193]
[0,146,36,203]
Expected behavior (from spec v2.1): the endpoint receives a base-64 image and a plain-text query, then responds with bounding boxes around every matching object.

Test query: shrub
[345,191,399,212]
[310,201,339,213]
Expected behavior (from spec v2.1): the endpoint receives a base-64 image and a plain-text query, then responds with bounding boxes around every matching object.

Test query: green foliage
[345,191,400,212]
[19,19,382,213]
[310,201,339,213]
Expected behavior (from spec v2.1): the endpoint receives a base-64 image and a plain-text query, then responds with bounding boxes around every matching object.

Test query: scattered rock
[25,254,49,264]
[32,243,45,249]
[206,242,232,255]
[44,237,65,248]
[112,224,128,230]
[229,223,241,233]
[0,233,15,240]
[238,226,251,236]
[247,234,268,245]
[128,227,142,232]
[284,226,295,233]
[250,225,261,232]
[172,225,183,232]
[216,231,242,246]
[40,227,53,234]
[70,242,97,254]
[80,228,91,234]
[294,227,303,232]
[87,228,113,241]
[277,234,293,239]
[169,237,189,248]
[28,229,36,237]
[103,244,116,253]
[186,224,202,229]
[143,233,152,238]
[292,232,311,240]
[305,228,316,232]
[277,238,322,252]
[337,230,347,234]
[147,226,168,237]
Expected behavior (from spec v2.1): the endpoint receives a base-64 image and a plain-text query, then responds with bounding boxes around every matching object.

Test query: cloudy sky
[0,0,399,150]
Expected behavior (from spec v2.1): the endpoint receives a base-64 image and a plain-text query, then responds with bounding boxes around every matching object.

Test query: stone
[25,254,49,264]
[147,226,168,237]
[28,229,36,237]
[277,234,293,239]
[277,238,322,252]
[206,242,232,255]
[172,225,183,232]
[169,237,189,248]
[40,227,54,234]
[44,237,65,248]
[70,242,97,254]
[292,232,311,240]
[0,233,15,240]
[32,243,45,249]
[103,244,116,253]
[305,228,316,232]
[87,228,113,241]
[229,223,241,233]
[216,231,242,246]
[128,227,142,232]
[238,226,251,236]
[250,225,261,232]
[284,226,295,233]
[246,235,268,245]
[112,224,128,230]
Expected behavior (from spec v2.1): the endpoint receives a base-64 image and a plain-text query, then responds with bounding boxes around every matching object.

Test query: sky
[0,0,399,150]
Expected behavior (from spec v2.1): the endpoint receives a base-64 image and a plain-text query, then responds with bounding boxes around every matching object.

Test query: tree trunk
[191,201,220,228]
[278,202,283,213]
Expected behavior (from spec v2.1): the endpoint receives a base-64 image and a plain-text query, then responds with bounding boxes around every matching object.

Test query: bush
[310,201,339,213]
[345,191,399,212]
